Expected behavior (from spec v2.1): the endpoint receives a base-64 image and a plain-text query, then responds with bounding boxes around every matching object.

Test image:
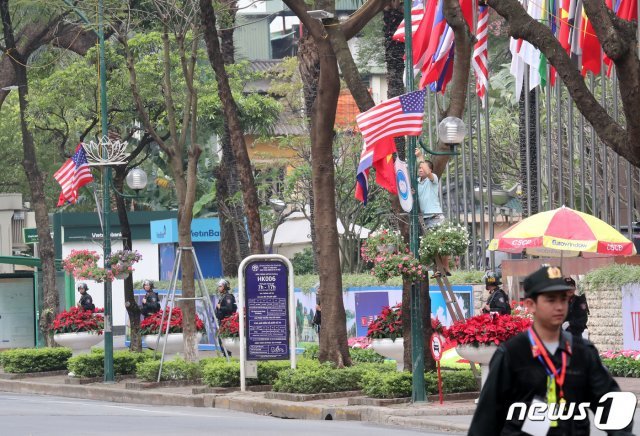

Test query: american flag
[54,144,94,206]
[356,89,426,148]
[472,5,489,107]
[392,0,424,42]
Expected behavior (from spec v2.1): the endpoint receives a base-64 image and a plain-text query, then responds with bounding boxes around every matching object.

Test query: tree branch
[341,0,390,40]
[281,0,326,40]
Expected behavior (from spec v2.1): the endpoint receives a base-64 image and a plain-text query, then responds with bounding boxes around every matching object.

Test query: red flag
[373,154,398,194]
[54,144,94,206]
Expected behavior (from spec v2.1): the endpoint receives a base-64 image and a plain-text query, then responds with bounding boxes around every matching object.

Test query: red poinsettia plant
[444,313,532,346]
[140,307,205,335]
[218,312,239,338]
[51,306,104,335]
[366,304,445,341]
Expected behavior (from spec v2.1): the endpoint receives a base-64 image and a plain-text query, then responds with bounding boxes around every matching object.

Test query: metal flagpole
[484,89,494,270]
[590,75,597,216]
[468,86,478,268]
[600,68,608,223]
[556,79,564,206]
[545,81,552,210]
[475,96,486,269]
[613,71,620,229]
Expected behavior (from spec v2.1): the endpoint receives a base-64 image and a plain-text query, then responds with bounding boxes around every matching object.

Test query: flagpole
[404,0,426,403]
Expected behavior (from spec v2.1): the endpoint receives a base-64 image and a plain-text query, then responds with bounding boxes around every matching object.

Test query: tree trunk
[113,168,142,352]
[0,0,58,346]
[200,0,265,254]
[313,34,351,367]
[518,89,539,216]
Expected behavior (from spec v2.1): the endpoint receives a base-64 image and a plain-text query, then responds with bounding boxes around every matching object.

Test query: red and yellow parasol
[488,206,636,257]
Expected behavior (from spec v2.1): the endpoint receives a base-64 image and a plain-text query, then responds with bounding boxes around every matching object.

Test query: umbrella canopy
[488,206,636,257]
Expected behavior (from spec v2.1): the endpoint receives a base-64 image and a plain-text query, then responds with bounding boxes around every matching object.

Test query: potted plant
[361,228,404,260]
[107,249,142,280]
[51,306,104,351]
[367,304,445,371]
[218,312,239,356]
[140,307,205,354]
[444,313,532,388]
[418,221,470,263]
[63,250,109,283]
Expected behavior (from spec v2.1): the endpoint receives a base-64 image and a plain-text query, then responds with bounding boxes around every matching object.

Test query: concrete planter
[221,337,240,357]
[371,338,404,371]
[456,343,498,389]
[143,333,202,354]
[53,332,103,352]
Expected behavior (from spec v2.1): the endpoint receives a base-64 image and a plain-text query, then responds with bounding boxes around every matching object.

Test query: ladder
[154,246,229,382]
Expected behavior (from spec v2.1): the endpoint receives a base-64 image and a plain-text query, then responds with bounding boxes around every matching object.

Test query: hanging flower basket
[63,250,109,283]
[107,250,142,280]
[419,221,470,263]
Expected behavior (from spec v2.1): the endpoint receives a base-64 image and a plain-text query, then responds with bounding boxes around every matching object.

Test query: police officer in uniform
[469,266,633,435]
[140,279,161,317]
[482,270,511,315]
[563,277,590,337]
[215,279,237,321]
[76,283,95,312]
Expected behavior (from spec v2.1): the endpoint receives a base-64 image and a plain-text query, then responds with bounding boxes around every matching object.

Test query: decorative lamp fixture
[437,117,467,146]
[126,168,148,192]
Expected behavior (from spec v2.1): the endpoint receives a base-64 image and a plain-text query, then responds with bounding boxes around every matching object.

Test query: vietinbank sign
[150,218,221,243]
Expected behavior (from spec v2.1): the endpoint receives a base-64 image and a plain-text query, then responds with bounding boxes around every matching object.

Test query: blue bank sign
[150,218,221,244]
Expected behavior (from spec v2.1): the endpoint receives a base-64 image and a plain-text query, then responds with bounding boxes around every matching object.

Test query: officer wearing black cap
[140,279,161,317]
[469,265,633,435]
[482,270,511,315]
[563,277,590,337]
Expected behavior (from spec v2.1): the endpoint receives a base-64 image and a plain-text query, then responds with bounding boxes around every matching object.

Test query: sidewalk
[0,372,638,433]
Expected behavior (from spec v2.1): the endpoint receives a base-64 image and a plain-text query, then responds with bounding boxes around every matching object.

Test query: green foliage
[68,350,155,378]
[419,222,470,263]
[136,357,202,382]
[360,370,412,398]
[292,248,315,275]
[202,359,241,387]
[425,370,477,394]
[582,265,640,290]
[349,348,386,364]
[603,357,640,377]
[360,369,477,399]
[302,345,319,360]
[256,360,292,385]
[272,362,394,394]
[0,347,72,373]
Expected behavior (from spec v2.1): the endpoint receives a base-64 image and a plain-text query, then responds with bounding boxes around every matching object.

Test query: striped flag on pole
[392,0,424,42]
[356,89,426,148]
[472,5,489,106]
[54,143,94,206]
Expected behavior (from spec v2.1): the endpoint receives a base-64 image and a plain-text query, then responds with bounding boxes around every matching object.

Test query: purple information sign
[244,260,289,360]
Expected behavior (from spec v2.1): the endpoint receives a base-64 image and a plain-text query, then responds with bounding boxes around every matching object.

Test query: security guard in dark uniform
[76,283,95,311]
[563,277,590,337]
[482,270,511,315]
[469,266,634,436]
[215,279,237,321]
[140,279,161,317]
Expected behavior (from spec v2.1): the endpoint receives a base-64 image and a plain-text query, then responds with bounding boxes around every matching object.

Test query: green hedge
[67,350,155,378]
[272,362,395,394]
[603,357,640,377]
[201,359,292,387]
[303,345,385,364]
[0,347,72,373]
[360,369,477,399]
[136,357,202,382]
[582,264,640,290]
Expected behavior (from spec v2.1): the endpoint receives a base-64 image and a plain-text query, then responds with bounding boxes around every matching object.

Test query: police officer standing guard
[482,271,511,315]
[469,266,633,435]
[563,277,590,338]
[140,279,161,317]
[76,283,95,311]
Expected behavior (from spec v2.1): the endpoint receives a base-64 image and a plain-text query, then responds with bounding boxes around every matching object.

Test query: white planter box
[53,332,103,352]
[221,337,240,357]
[144,333,202,354]
[456,343,499,389]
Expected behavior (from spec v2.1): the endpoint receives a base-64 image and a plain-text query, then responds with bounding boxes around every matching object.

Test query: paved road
[0,393,463,436]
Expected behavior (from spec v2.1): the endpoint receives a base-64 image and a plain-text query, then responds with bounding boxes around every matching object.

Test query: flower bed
[600,350,640,377]
[140,307,205,335]
[51,307,104,335]
[444,313,532,346]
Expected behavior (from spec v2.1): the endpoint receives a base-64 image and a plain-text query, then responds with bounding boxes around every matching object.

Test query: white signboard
[395,159,413,213]
[622,284,640,350]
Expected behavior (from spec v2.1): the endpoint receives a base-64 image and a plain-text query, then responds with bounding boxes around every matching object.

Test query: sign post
[430,333,444,404]
[238,254,296,391]
[23,228,38,244]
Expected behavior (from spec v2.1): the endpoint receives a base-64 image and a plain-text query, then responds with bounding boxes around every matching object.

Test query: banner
[395,159,413,212]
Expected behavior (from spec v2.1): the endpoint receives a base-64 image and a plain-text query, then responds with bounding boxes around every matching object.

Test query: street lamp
[125,168,148,193]
[438,117,467,152]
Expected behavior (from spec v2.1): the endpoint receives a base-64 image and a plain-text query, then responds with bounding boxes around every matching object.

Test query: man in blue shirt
[415,148,450,276]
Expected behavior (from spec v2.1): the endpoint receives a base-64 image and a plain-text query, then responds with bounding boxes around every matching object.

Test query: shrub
[272,363,392,393]
[136,357,201,382]
[0,347,72,373]
[302,345,319,360]
[349,348,385,364]
[361,370,412,398]
[257,360,291,385]
[68,350,155,378]
[292,248,315,275]
[202,359,241,387]
[603,357,640,377]
[426,369,477,394]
